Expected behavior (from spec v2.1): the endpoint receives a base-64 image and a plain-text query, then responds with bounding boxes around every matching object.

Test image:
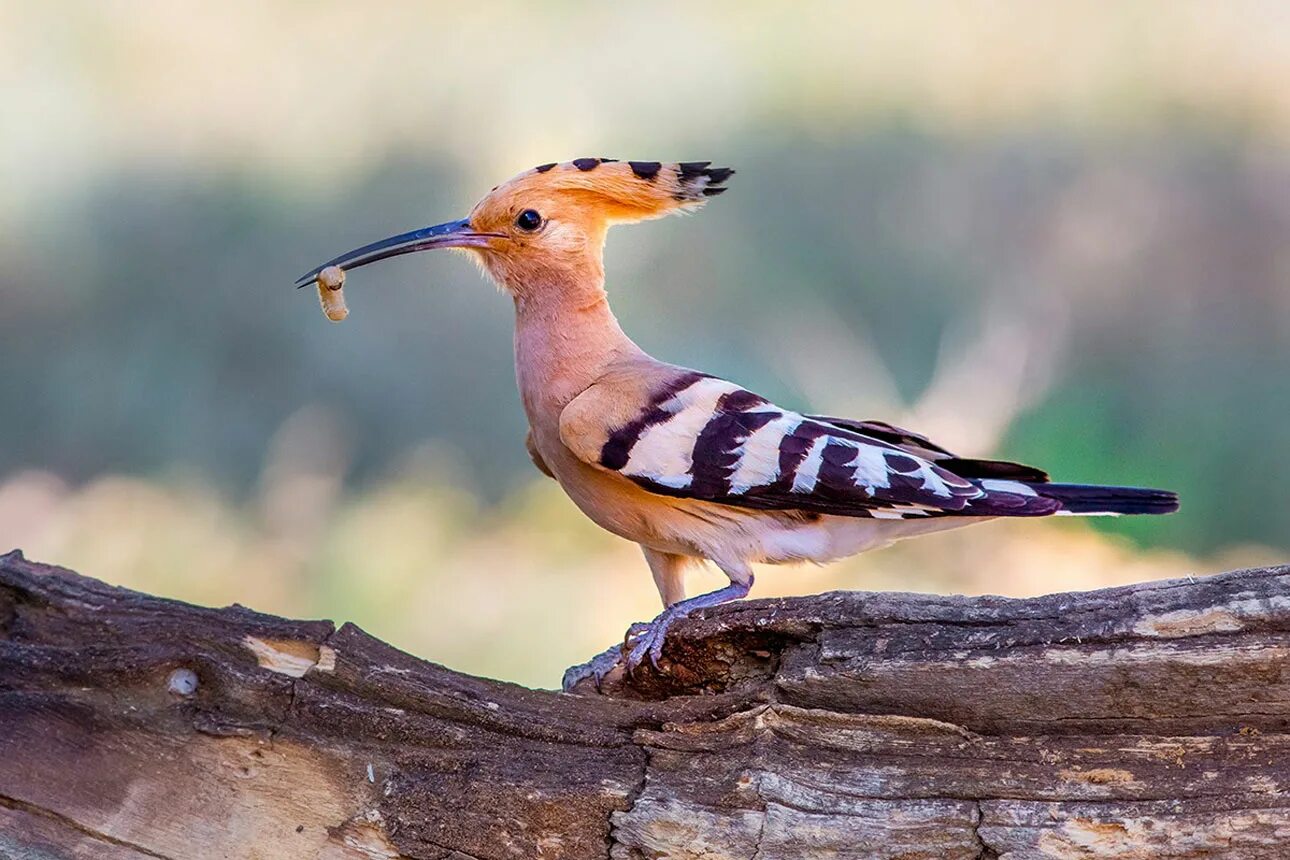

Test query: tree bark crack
[747,772,771,860]
[0,792,177,860]
[970,799,997,860]
[606,744,651,860]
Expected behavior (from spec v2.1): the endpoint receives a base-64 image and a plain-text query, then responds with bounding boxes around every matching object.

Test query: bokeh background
[2,2,1287,687]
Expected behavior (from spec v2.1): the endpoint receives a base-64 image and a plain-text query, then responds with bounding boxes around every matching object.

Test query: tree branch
[2,549,1288,858]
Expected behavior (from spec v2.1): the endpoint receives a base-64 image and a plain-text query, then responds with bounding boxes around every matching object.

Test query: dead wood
[2,549,1289,859]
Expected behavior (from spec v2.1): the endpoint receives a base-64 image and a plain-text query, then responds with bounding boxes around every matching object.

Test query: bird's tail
[1032,483,1180,516]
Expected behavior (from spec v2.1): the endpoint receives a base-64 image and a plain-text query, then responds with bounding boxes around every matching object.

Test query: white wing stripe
[791,434,829,493]
[729,414,802,494]
[849,443,892,490]
[979,479,1037,496]
[621,378,742,488]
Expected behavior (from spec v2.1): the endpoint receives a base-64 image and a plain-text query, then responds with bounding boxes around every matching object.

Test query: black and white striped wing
[595,374,1058,519]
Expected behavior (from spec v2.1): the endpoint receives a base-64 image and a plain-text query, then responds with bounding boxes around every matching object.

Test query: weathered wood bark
[2,549,1289,859]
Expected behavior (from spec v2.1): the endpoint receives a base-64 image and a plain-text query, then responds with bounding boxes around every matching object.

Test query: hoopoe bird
[297,158,1178,684]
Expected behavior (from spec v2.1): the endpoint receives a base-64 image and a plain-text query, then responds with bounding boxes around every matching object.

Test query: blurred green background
[2,2,1287,687]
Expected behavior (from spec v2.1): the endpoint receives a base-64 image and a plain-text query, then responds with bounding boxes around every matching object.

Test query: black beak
[294,218,504,288]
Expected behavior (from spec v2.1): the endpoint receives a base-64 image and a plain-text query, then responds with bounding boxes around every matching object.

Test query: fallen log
[1,548,1288,858]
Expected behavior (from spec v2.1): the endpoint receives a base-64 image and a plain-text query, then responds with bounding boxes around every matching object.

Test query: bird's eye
[515,209,543,232]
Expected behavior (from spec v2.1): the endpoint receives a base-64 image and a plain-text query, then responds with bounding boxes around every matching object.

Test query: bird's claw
[622,612,675,675]
[623,621,651,648]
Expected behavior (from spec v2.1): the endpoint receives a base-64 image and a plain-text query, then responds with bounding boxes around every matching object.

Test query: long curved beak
[294,218,504,288]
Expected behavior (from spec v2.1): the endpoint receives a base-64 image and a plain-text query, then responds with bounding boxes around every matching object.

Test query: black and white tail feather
[595,373,1179,520]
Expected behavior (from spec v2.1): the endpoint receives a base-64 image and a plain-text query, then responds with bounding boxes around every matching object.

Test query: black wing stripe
[689,393,780,497]
[600,371,710,470]
[772,421,831,495]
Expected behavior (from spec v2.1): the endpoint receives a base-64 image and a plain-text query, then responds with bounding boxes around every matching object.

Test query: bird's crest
[482,159,734,225]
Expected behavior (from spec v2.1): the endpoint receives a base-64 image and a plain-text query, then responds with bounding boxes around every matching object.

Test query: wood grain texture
[2,549,1289,859]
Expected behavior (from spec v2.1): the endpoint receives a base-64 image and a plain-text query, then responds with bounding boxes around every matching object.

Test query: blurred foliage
[3,132,1286,554]
[0,1,1287,684]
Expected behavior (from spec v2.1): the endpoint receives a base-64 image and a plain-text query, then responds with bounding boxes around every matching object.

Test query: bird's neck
[512,273,641,426]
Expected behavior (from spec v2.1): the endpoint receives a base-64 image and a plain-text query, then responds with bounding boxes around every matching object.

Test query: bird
[296,158,1178,686]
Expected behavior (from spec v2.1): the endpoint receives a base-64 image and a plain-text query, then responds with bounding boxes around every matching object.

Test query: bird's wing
[805,415,956,459]
[808,414,1051,483]
[560,371,1059,519]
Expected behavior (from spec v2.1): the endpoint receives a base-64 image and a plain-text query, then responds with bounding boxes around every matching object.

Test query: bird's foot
[566,577,755,688]
[622,577,755,676]
[560,617,680,691]
[561,643,625,693]
[623,610,680,674]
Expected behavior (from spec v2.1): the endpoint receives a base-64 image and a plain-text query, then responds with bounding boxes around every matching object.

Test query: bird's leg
[624,560,754,673]
[645,547,690,608]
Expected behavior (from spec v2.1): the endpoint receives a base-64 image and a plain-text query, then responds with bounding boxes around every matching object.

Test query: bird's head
[296,159,733,300]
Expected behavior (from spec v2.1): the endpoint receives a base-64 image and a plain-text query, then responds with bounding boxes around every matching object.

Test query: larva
[316,266,348,322]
